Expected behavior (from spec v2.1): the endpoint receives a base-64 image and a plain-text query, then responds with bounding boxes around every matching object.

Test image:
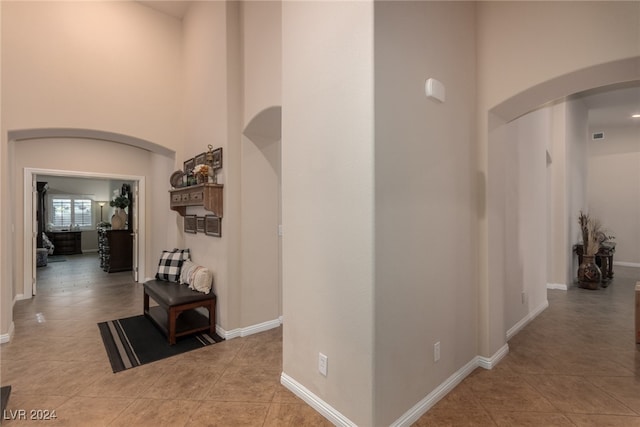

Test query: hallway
[1,254,639,425]
[416,266,640,426]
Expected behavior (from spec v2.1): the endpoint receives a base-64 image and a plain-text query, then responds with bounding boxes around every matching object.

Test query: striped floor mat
[98,314,223,373]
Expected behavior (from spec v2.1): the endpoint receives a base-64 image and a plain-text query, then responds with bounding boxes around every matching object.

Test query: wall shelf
[169,183,223,217]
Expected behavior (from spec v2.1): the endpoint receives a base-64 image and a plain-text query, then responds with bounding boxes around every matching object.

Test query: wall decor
[211,148,223,170]
[205,215,221,237]
[170,170,184,188]
[184,215,197,234]
[195,152,206,166]
[183,158,195,175]
[197,216,205,233]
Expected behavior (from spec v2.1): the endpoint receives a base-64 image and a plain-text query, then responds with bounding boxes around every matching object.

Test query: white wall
[588,125,640,264]
[373,2,477,424]
[240,1,282,327]
[565,99,590,282]
[282,1,375,425]
[477,0,640,357]
[1,1,182,150]
[502,108,551,330]
[1,1,183,337]
[182,1,240,332]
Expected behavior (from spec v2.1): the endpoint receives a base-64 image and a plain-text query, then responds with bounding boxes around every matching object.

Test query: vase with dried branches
[577,211,602,289]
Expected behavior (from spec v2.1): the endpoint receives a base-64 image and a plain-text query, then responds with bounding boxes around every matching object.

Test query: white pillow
[179,260,213,294]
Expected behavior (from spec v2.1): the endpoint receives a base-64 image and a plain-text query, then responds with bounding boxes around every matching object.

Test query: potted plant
[109,196,130,230]
[577,211,602,289]
[193,164,211,184]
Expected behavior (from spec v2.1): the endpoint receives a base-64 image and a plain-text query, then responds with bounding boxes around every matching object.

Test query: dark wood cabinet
[98,228,133,273]
[36,182,48,248]
[46,231,82,255]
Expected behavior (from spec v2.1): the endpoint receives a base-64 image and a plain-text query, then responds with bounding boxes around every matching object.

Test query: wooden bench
[143,280,216,345]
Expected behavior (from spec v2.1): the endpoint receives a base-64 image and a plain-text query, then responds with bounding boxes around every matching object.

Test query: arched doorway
[484,56,640,354]
[8,128,175,300]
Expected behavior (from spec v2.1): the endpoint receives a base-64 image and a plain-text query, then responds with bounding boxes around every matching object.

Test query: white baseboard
[506,299,549,340]
[614,261,640,268]
[475,343,509,370]
[217,317,282,340]
[547,283,567,290]
[281,344,510,427]
[391,343,508,426]
[0,322,15,344]
[281,373,357,427]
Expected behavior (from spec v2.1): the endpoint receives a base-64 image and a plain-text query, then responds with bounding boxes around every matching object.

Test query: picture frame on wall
[211,148,223,170]
[183,158,195,175]
[184,215,197,234]
[205,215,221,237]
[195,152,206,166]
[196,216,205,233]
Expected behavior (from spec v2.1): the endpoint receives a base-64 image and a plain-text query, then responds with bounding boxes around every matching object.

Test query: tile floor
[416,265,640,427]
[1,254,639,426]
[1,254,330,426]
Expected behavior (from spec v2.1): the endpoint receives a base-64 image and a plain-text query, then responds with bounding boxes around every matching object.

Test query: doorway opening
[24,168,146,297]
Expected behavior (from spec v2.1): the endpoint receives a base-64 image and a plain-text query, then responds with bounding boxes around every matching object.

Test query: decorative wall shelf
[169,183,223,217]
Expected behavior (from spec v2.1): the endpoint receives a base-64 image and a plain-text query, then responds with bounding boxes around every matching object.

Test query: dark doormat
[1,385,11,416]
[98,314,224,373]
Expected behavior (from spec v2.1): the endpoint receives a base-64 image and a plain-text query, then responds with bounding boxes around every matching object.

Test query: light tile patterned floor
[414,265,640,426]
[1,254,639,426]
[1,254,330,426]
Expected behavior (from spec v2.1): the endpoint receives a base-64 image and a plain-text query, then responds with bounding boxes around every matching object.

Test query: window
[50,197,93,229]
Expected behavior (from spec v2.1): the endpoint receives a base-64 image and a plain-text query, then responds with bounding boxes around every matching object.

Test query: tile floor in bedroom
[1,253,639,426]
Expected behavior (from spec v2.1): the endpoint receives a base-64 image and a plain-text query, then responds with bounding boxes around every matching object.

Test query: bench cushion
[144,280,215,308]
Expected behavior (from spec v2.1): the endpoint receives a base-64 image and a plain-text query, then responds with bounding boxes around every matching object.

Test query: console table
[46,231,82,255]
[574,242,616,285]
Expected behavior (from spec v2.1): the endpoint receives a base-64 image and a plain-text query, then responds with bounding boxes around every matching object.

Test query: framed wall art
[205,215,221,237]
[195,152,207,166]
[211,148,223,170]
[183,158,195,175]
[197,216,205,233]
[184,215,197,234]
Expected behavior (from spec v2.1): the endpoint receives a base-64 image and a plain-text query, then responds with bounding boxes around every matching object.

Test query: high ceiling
[136,1,639,131]
[138,1,190,19]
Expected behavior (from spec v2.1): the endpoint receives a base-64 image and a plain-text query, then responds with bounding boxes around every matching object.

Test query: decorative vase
[196,174,206,185]
[578,255,601,290]
[111,208,127,230]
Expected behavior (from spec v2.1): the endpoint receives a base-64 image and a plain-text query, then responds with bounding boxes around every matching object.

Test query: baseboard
[281,344,510,427]
[614,261,640,268]
[475,343,509,370]
[547,283,567,290]
[280,373,357,427]
[0,322,15,344]
[217,317,282,340]
[391,344,509,426]
[506,299,549,340]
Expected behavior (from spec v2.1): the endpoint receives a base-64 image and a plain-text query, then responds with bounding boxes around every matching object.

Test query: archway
[7,128,175,313]
[240,106,283,327]
[485,57,640,353]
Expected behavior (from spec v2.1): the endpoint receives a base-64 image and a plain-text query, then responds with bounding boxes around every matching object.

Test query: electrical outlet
[319,353,328,376]
[434,342,440,362]
[521,291,526,304]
